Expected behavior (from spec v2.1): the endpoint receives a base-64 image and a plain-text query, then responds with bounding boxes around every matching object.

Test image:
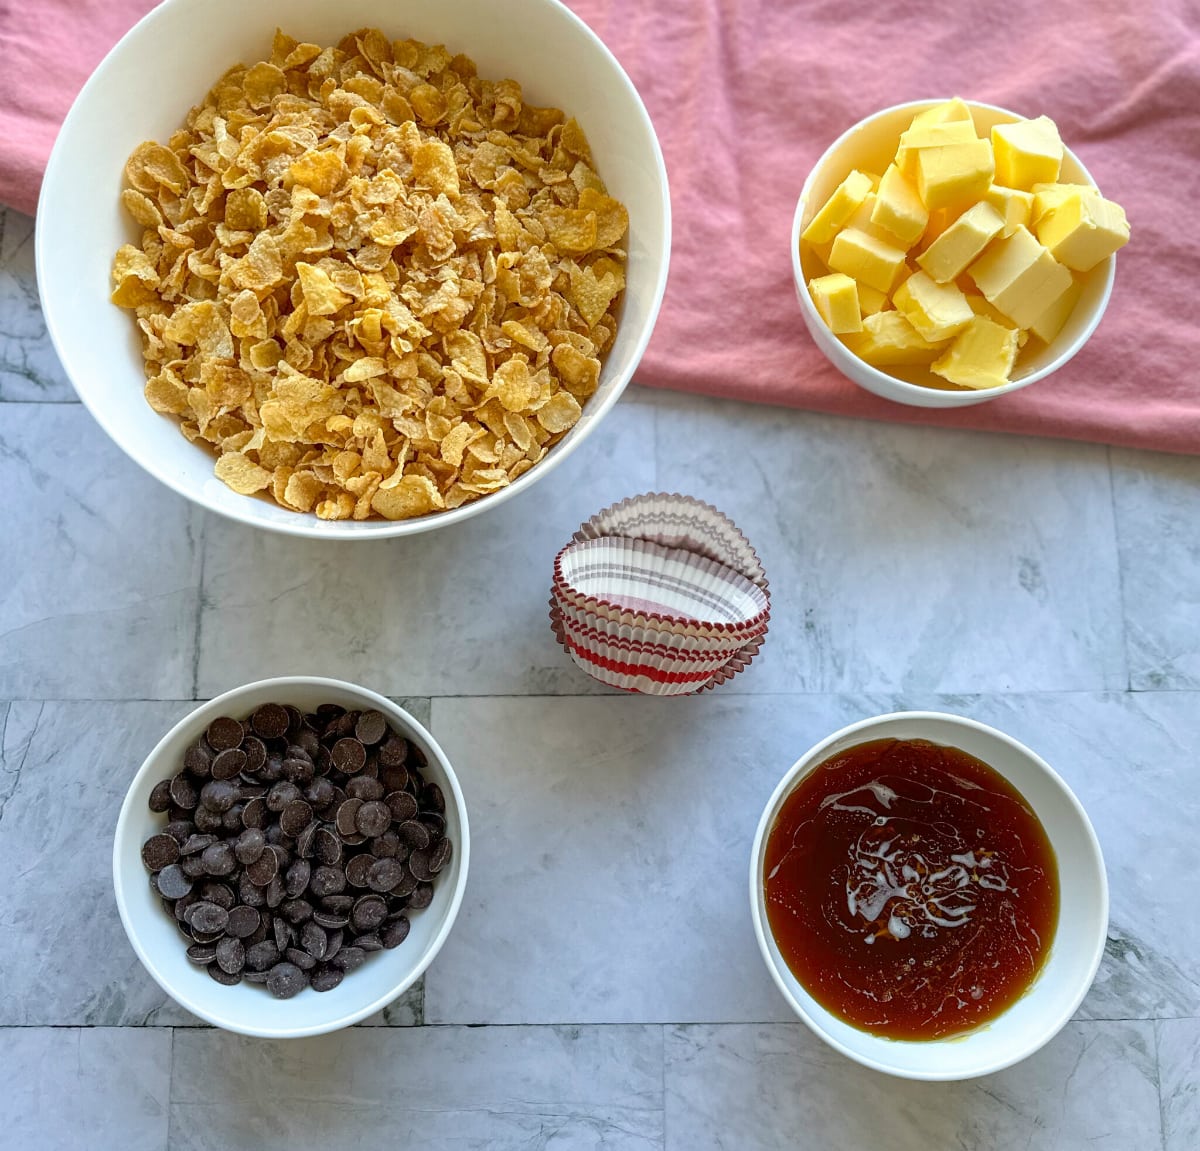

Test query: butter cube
[808,240,833,270]
[982,185,1034,236]
[802,169,875,245]
[896,120,978,180]
[845,193,902,244]
[909,97,974,131]
[931,315,1020,389]
[917,207,956,251]
[1035,190,1130,271]
[915,139,995,210]
[991,116,1063,191]
[893,270,974,342]
[842,310,949,366]
[966,294,1028,347]
[968,224,1073,329]
[809,273,863,334]
[871,164,929,246]
[857,282,890,316]
[1027,276,1082,344]
[828,227,908,294]
[917,201,1006,283]
[1031,181,1096,225]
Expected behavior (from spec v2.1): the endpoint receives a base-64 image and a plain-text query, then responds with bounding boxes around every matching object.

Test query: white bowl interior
[113,678,469,1038]
[791,100,1115,409]
[750,711,1107,1080]
[37,0,670,538]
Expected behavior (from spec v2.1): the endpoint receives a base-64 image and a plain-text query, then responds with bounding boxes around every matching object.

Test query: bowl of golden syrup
[750,712,1107,1080]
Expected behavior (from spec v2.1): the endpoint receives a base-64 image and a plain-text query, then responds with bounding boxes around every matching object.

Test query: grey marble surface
[1,201,1197,1149]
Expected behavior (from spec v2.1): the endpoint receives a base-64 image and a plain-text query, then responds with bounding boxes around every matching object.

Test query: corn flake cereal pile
[111,28,628,520]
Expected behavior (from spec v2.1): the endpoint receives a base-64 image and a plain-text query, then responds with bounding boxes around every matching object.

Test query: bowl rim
[112,675,471,1038]
[35,0,672,540]
[790,98,1117,406]
[748,709,1109,1080]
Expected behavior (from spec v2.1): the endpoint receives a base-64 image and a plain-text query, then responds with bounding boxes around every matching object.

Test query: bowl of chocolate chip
[113,677,469,1038]
[750,711,1107,1080]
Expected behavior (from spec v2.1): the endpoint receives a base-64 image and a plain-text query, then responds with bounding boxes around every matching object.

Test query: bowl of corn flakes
[37,0,670,536]
[792,99,1123,408]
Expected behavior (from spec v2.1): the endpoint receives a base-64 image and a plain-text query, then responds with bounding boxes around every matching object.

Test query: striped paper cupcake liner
[573,493,768,588]
[548,594,768,696]
[553,536,769,634]
[548,493,771,696]
[554,595,765,657]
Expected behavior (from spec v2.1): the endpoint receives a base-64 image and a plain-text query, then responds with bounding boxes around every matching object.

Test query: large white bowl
[750,711,1107,1080]
[791,100,1115,408]
[113,677,469,1038]
[37,0,670,538]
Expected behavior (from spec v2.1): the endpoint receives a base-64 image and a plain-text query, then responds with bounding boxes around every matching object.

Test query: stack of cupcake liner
[549,493,771,696]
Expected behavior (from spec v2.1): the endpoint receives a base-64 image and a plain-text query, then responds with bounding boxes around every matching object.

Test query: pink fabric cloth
[3,0,1197,452]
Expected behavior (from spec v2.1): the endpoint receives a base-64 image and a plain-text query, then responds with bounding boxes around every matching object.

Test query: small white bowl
[113,677,469,1038]
[749,711,1107,1081]
[791,100,1116,408]
[37,0,670,538]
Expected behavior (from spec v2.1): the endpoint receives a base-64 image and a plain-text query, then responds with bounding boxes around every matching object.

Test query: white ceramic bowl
[791,100,1115,408]
[113,677,469,1038]
[37,0,670,538]
[750,711,1107,1080]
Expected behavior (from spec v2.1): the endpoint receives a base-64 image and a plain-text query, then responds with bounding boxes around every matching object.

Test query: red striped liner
[549,595,768,694]
[559,617,747,671]
[562,632,718,686]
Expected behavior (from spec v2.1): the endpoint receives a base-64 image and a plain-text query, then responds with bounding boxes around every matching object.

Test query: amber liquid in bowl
[763,738,1059,1040]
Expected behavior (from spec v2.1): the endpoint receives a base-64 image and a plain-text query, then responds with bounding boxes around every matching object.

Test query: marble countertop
[1,202,1197,1150]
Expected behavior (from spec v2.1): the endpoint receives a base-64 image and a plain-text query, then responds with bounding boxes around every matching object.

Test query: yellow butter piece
[842,310,949,366]
[917,201,1006,283]
[982,185,1034,236]
[1035,190,1130,271]
[896,119,978,180]
[871,164,929,246]
[917,206,956,251]
[857,282,890,316]
[931,315,1020,389]
[915,139,995,210]
[1027,276,1082,344]
[968,224,1073,329]
[991,116,1063,191]
[908,97,974,131]
[807,237,834,270]
[966,294,1028,348]
[844,193,902,244]
[893,270,974,342]
[808,273,863,334]
[966,291,1021,328]
[828,227,908,294]
[1031,181,1097,225]
[802,169,875,245]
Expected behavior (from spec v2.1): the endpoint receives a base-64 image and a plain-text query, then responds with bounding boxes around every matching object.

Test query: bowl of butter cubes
[791,98,1129,407]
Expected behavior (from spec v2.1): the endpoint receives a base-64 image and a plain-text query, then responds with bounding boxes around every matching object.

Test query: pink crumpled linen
[3,0,1197,452]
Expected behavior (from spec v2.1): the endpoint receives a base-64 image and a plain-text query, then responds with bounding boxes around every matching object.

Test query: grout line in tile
[165,1025,177,1151]
[1153,1019,1169,1151]
[0,397,81,405]
[2,1014,1197,1032]
[5,687,1200,707]
[188,513,210,699]
[1105,444,1136,693]
[660,1023,668,1151]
